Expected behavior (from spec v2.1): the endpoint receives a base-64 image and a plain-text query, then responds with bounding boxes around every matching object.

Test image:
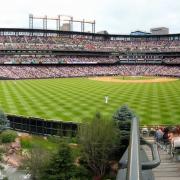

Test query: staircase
[142,137,180,180]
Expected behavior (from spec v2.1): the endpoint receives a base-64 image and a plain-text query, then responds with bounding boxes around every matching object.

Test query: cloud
[0,0,180,34]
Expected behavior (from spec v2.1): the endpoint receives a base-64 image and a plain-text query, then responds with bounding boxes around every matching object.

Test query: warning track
[89,76,178,83]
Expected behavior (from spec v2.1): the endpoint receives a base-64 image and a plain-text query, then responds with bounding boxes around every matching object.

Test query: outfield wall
[0,76,14,80]
[7,114,177,137]
[7,114,78,137]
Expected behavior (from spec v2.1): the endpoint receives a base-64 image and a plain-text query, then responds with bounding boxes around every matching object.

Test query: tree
[23,140,90,180]
[78,112,119,179]
[43,141,74,180]
[113,105,136,155]
[41,141,89,180]
[113,104,136,131]
[113,104,135,123]
[0,109,9,132]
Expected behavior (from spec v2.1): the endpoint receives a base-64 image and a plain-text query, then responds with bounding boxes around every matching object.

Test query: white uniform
[105,96,109,104]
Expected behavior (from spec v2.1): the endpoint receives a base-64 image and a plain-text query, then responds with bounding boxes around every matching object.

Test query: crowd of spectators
[163,58,180,64]
[0,65,179,79]
[154,126,180,157]
[0,56,118,64]
[1,35,180,52]
[1,55,180,65]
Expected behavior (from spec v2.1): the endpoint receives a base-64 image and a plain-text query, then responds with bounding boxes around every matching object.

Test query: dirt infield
[89,76,179,83]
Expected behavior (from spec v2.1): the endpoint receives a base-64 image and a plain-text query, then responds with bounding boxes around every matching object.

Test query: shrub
[47,135,60,143]
[78,112,119,178]
[41,140,90,180]
[20,137,33,149]
[0,130,17,143]
[41,141,77,180]
[22,145,50,180]
[0,146,6,161]
[3,177,8,180]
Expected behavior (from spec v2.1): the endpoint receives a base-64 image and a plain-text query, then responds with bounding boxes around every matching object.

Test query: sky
[0,0,180,34]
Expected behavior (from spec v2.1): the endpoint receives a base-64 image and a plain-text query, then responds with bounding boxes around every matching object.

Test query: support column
[29,14,33,29]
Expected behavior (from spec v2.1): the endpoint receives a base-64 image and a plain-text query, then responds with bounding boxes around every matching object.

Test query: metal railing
[117,117,161,180]
[127,117,142,180]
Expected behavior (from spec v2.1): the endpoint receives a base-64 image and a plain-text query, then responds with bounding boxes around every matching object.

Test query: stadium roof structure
[130,30,151,35]
[0,27,180,39]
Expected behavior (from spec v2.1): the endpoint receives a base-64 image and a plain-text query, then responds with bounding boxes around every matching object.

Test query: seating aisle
[142,137,180,180]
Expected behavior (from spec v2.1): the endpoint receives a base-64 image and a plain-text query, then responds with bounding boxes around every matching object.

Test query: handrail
[117,117,161,180]
[140,138,161,170]
[119,139,161,170]
[127,117,142,180]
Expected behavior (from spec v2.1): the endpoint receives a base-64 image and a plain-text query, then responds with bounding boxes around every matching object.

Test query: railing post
[117,117,160,180]
[127,117,142,180]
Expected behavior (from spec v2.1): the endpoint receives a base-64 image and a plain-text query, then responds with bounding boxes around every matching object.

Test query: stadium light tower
[29,14,96,33]
[57,15,73,31]
[29,14,33,29]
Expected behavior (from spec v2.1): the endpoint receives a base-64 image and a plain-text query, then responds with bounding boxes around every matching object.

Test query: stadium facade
[0,28,179,79]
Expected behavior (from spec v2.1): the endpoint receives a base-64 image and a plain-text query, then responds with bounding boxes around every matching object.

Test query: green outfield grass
[0,77,179,125]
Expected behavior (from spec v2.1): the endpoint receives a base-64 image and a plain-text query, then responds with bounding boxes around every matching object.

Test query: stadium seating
[0,65,179,79]
[1,35,180,52]
[0,56,118,64]
[0,32,180,79]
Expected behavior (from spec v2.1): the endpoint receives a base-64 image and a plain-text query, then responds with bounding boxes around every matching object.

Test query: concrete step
[142,139,180,180]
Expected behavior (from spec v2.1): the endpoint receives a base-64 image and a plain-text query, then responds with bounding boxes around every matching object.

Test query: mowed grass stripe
[0,78,179,125]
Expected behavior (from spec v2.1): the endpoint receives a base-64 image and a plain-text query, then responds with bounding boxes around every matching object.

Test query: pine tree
[113,105,136,155]
[113,104,135,122]
[41,141,77,180]
[113,104,135,130]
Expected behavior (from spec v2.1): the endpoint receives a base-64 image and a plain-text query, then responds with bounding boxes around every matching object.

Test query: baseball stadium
[0,15,179,126]
[0,13,180,179]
